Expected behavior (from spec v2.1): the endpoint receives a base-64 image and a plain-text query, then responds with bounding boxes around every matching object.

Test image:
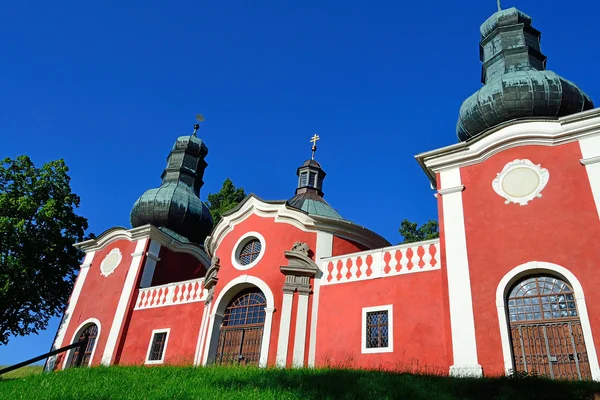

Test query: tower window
[300,172,308,187]
[308,172,317,187]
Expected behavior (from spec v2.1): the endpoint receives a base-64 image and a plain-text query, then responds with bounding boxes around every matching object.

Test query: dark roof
[287,190,343,220]
[300,159,322,169]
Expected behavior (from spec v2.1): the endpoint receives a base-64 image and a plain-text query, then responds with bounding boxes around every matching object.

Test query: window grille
[300,172,308,187]
[148,332,168,362]
[69,324,98,368]
[239,239,261,265]
[308,172,317,187]
[366,310,389,349]
[508,276,578,322]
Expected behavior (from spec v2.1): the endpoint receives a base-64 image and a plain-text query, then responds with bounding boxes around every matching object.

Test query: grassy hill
[1,365,600,400]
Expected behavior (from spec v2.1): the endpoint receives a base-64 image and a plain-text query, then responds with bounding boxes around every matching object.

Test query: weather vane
[193,114,204,136]
[310,134,320,160]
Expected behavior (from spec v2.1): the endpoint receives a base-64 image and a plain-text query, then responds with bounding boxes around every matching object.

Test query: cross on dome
[310,134,320,160]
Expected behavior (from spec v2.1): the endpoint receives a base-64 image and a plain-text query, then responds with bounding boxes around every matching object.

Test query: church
[45,7,600,381]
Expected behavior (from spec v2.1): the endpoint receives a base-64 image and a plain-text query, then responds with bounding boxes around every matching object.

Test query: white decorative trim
[207,195,390,256]
[193,301,212,366]
[62,318,101,370]
[361,304,393,354]
[231,231,266,271]
[491,159,549,206]
[276,292,294,367]
[495,261,600,380]
[415,109,600,187]
[145,328,171,365]
[101,238,148,365]
[135,277,207,309]
[579,134,600,223]
[100,248,122,277]
[292,293,310,367]
[74,225,210,266]
[45,251,95,372]
[319,239,440,286]
[440,168,482,377]
[437,185,465,196]
[139,240,162,288]
[202,275,275,368]
[308,231,333,367]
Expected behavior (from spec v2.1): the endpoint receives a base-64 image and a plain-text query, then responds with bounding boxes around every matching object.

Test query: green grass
[0,365,43,379]
[1,365,600,400]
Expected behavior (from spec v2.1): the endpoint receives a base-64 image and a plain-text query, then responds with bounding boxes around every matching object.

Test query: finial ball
[194,124,200,130]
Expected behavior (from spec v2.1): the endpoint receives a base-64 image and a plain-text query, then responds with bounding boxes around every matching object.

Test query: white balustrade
[135,277,207,310]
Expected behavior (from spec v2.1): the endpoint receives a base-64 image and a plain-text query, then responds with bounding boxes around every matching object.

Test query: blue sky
[1,0,599,366]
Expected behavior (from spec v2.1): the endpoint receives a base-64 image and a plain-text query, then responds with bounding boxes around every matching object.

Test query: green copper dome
[456,8,593,142]
[130,134,213,244]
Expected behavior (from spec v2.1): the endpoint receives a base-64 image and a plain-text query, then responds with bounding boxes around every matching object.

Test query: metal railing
[0,334,89,376]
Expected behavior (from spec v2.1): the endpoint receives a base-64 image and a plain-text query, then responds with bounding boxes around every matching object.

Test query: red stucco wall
[119,302,205,365]
[332,236,370,256]
[460,142,600,376]
[151,248,206,286]
[315,271,448,374]
[59,239,139,367]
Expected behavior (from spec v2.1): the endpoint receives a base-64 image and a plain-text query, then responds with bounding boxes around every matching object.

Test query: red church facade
[45,8,600,381]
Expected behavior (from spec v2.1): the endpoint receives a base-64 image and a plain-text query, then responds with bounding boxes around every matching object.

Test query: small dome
[288,190,343,220]
[130,134,213,244]
[456,8,594,142]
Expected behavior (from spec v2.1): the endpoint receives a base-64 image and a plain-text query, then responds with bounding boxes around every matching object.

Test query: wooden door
[69,324,98,368]
[215,289,266,366]
[508,276,591,380]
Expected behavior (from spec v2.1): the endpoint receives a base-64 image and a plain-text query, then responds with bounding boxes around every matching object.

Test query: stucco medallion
[100,248,122,277]
[492,159,549,206]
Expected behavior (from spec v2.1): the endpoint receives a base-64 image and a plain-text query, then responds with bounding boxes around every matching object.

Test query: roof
[287,190,343,220]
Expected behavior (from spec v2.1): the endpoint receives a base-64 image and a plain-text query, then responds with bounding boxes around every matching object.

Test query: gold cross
[310,134,320,159]
[310,134,320,147]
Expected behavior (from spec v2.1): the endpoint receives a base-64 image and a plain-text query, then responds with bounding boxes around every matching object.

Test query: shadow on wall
[320,351,448,376]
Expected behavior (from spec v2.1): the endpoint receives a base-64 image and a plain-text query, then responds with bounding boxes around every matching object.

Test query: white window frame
[361,304,393,354]
[145,328,170,365]
[231,231,266,271]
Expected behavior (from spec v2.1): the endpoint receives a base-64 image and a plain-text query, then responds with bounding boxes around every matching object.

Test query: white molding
[495,261,600,380]
[361,304,393,354]
[202,275,275,368]
[491,159,549,206]
[101,238,148,365]
[579,135,600,222]
[308,231,333,367]
[135,277,207,309]
[62,318,101,370]
[145,328,171,365]
[231,231,266,271]
[292,293,310,367]
[45,251,95,372]
[74,225,210,266]
[100,248,122,277]
[437,185,465,196]
[193,301,212,366]
[139,240,162,288]
[207,195,389,255]
[276,292,294,367]
[415,109,600,187]
[440,168,482,377]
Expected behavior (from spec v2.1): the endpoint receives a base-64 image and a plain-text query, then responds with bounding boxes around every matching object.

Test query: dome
[130,134,214,244]
[456,8,594,142]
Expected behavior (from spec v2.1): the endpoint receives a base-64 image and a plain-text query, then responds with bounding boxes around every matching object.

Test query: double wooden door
[215,289,266,366]
[508,276,591,380]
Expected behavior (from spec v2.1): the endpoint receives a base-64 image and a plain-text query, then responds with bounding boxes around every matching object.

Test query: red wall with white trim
[460,143,600,376]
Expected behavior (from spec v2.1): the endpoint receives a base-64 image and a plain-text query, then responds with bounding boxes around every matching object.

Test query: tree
[0,156,91,346]
[207,178,246,226]
[399,219,439,244]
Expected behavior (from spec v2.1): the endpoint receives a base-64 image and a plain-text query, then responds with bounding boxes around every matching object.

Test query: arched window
[68,324,99,368]
[215,289,266,365]
[507,275,591,380]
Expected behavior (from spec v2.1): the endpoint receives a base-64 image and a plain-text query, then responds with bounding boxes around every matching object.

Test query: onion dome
[456,7,594,142]
[130,127,213,244]
[287,136,343,219]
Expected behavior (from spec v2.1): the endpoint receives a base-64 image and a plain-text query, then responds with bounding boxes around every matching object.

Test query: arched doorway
[215,288,267,365]
[508,275,591,380]
[68,323,99,368]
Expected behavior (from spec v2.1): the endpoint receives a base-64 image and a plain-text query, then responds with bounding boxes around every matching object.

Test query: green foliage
[0,156,91,346]
[0,365,43,379]
[399,219,439,244]
[207,178,246,226]
[1,365,600,399]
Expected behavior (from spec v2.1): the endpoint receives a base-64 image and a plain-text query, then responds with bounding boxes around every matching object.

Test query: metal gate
[215,288,266,366]
[508,276,591,380]
[68,324,98,368]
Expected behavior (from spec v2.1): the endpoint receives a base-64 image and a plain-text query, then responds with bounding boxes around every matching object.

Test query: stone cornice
[415,108,600,188]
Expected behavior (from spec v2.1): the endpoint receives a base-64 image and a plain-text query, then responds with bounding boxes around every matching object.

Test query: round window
[232,232,265,270]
